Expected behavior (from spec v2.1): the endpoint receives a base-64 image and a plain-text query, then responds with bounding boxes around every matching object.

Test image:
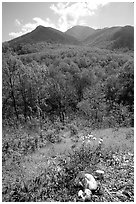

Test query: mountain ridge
[8,25,80,45]
[7,25,134,50]
[65,25,95,41]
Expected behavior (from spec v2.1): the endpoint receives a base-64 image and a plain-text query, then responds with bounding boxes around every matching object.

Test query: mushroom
[76,172,98,191]
[84,188,92,200]
[78,190,85,200]
[78,189,92,201]
[84,173,98,190]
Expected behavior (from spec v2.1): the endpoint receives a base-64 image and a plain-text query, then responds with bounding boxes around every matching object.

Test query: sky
[2,1,134,42]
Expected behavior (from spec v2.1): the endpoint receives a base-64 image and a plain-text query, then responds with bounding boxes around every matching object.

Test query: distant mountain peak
[35,25,44,29]
[7,25,133,51]
[65,25,95,41]
[8,25,80,45]
[84,25,134,50]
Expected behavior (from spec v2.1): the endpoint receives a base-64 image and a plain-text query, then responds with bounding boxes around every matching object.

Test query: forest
[2,41,134,202]
[2,42,134,126]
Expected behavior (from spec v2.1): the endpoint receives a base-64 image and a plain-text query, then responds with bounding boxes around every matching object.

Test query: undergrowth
[2,127,134,202]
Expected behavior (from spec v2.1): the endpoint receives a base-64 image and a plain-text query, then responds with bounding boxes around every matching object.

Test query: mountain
[84,25,134,50]
[111,26,134,50]
[8,25,79,45]
[65,25,95,41]
[7,25,134,51]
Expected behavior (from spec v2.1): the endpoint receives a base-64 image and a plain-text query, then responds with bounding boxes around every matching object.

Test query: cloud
[9,31,24,39]
[50,1,109,31]
[9,17,57,39]
[9,1,109,39]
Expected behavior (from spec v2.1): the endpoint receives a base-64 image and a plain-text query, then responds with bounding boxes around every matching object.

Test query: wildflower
[88,134,93,138]
[128,152,133,157]
[98,138,103,145]
[87,140,91,143]
[57,166,62,172]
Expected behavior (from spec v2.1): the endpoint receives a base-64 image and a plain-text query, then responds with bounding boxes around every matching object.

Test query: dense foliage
[2,44,134,127]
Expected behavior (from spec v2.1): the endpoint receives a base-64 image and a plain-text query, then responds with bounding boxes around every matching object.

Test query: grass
[2,120,134,202]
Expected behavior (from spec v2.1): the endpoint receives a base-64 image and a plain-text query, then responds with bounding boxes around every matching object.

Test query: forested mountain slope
[84,26,134,50]
[8,25,79,46]
[4,25,134,53]
[65,25,95,41]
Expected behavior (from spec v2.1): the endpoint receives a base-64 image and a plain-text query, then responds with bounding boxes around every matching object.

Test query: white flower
[98,138,103,145]
[128,152,133,157]
[57,166,62,172]
[92,137,96,140]
[88,134,93,138]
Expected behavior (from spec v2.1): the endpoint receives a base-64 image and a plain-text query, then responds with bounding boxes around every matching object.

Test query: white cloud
[9,31,24,39]
[9,1,109,39]
[9,17,57,39]
[50,1,109,31]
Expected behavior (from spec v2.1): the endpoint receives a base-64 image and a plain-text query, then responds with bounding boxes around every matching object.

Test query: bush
[68,124,78,137]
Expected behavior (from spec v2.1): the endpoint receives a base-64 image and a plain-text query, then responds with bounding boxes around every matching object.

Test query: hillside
[112,26,134,50]
[6,25,134,52]
[84,26,134,50]
[8,25,79,46]
[65,25,95,41]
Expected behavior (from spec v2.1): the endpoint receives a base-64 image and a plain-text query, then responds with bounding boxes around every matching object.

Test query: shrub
[68,124,78,137]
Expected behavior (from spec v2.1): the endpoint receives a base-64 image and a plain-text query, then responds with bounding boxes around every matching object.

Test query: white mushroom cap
[84,188,92,199]
[78,190,85,200]
[78,190,83,197]
[84,173,98,190]
[78,189,92,201]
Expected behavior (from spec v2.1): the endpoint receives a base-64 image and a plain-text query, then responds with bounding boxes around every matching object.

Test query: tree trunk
[9,77,18,120]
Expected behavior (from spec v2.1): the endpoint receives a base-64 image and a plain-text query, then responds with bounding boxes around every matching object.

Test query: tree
[73,69,95,102]
[2,54,20,119]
